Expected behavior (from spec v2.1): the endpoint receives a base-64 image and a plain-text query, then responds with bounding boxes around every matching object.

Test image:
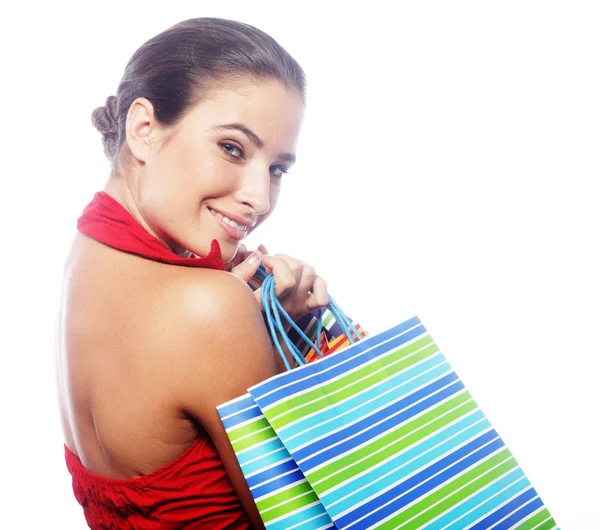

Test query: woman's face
[135,79,304,263]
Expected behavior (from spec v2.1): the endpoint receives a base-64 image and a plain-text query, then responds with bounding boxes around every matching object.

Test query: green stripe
[268,337,437,427]
[323,310,334,329]
[257,481,318,521]
[535,519,558,530]
[268,334,435,420]
[308,393,476,490]
[227,417,271,442]
[512,508,555,530]
[385,452,517,529]
[256,480,312,512]
[231,426,277,453]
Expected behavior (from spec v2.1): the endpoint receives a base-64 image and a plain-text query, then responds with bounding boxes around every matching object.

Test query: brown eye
[270,166,288,178]
[221,143,244,159]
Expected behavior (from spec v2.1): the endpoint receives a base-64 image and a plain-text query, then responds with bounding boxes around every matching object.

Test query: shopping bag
[224,270,559,529]
[249,317,559,529]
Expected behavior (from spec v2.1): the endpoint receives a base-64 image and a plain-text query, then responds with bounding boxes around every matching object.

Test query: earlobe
[126,97,154,162]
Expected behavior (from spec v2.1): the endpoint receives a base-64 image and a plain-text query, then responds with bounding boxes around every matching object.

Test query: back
[57,233,203,475]
[56,233,255,528]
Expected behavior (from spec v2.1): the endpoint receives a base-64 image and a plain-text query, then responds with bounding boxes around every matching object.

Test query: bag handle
[253,265,362,371]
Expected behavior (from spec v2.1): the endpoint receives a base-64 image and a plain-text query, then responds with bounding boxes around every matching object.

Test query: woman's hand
[260,246,329,321]
[229,244,329,321]
[225,243,263,276]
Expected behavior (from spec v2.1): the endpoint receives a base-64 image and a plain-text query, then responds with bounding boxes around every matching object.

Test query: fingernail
[245,251,262,265]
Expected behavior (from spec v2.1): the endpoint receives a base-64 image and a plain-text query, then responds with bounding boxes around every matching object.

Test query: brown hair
[91,18,306,162]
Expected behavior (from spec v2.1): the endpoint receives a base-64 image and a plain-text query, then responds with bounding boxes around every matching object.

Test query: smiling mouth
[208,207,250,240]
[208,208,250,232]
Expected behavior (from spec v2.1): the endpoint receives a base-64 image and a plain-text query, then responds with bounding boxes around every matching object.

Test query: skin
[55,78,329,529]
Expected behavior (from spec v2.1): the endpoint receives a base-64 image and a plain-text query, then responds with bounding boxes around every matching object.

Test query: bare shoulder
[150,267,277,423]
[154,267,276,528]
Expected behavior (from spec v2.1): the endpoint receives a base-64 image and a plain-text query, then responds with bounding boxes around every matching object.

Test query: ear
[125,97,157,163]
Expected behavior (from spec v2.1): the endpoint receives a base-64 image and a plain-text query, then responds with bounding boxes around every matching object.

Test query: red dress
[64,192,251,529]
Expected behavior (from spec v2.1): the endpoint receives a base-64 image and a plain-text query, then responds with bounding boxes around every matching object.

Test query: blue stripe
[251,317,423,399]
[468,487,538,529]
[241,447,291,477]
[255,323,428,409]
[422,471,527,530]
[255,324,429,410]
[217,394,256,418]
[322,410,488,508]
[336,435,504,528]
[246,458,300,489]
[266,504,333,530]
[492,496,544,530]
[325,422,495,516]
[281,356,450,448]
[442,482,531,530]
[222,405,263,430]
[302,380,466,471]
[236,438,287,467]
[295,372,459,463]
[251,469,306,500]
[280,512,336,530]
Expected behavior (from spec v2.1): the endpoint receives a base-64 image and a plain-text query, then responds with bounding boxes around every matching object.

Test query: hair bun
[91,95,119,159]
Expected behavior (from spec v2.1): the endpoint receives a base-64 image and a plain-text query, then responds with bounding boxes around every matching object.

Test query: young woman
[56,18,328,529]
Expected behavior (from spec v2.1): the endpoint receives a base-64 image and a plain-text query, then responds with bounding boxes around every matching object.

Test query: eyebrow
[210,123,296,164]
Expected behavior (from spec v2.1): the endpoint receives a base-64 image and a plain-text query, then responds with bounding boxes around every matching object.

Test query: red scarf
[77,191,225,270]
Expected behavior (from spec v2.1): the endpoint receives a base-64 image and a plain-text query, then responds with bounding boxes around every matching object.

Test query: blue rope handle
[264,275,307,367]
[328,296,362,344]
[268,283,322,361]
[260,275,292,370]
[253,264,361,370]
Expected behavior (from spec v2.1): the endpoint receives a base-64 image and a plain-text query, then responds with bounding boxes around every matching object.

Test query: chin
[187,233,245,264]
[218,241,241,264]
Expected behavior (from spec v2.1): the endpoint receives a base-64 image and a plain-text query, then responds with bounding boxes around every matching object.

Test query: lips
[208,207,250,241]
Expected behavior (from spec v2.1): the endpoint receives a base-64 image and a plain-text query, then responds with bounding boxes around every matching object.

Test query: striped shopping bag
[223,269,559,529]
[248,315,560,529]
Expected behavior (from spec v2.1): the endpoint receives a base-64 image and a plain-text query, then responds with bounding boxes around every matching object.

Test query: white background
[1,1,598,528]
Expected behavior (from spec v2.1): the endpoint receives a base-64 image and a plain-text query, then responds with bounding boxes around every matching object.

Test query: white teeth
[210,208,247,232]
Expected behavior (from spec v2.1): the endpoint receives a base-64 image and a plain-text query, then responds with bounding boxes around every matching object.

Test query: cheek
[159,154,235,205]
[138,160,201,230]
[270,181,282,208]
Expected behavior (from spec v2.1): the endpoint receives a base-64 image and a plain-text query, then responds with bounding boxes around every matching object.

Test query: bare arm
[163,269,278,529]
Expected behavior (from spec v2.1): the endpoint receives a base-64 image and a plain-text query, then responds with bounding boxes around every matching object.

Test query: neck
[103,173,191,258]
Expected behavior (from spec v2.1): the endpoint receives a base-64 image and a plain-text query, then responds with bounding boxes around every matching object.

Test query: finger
[230,251,263,282]
[295,264,317,302]
[261,255,296,298]
[257,244,269,272]
[227,244,247,271]
[274,254,304,284]
[258,245,272,274]
[307,275,329,311]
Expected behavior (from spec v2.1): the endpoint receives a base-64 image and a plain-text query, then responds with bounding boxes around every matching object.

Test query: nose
[235,168,271,215]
